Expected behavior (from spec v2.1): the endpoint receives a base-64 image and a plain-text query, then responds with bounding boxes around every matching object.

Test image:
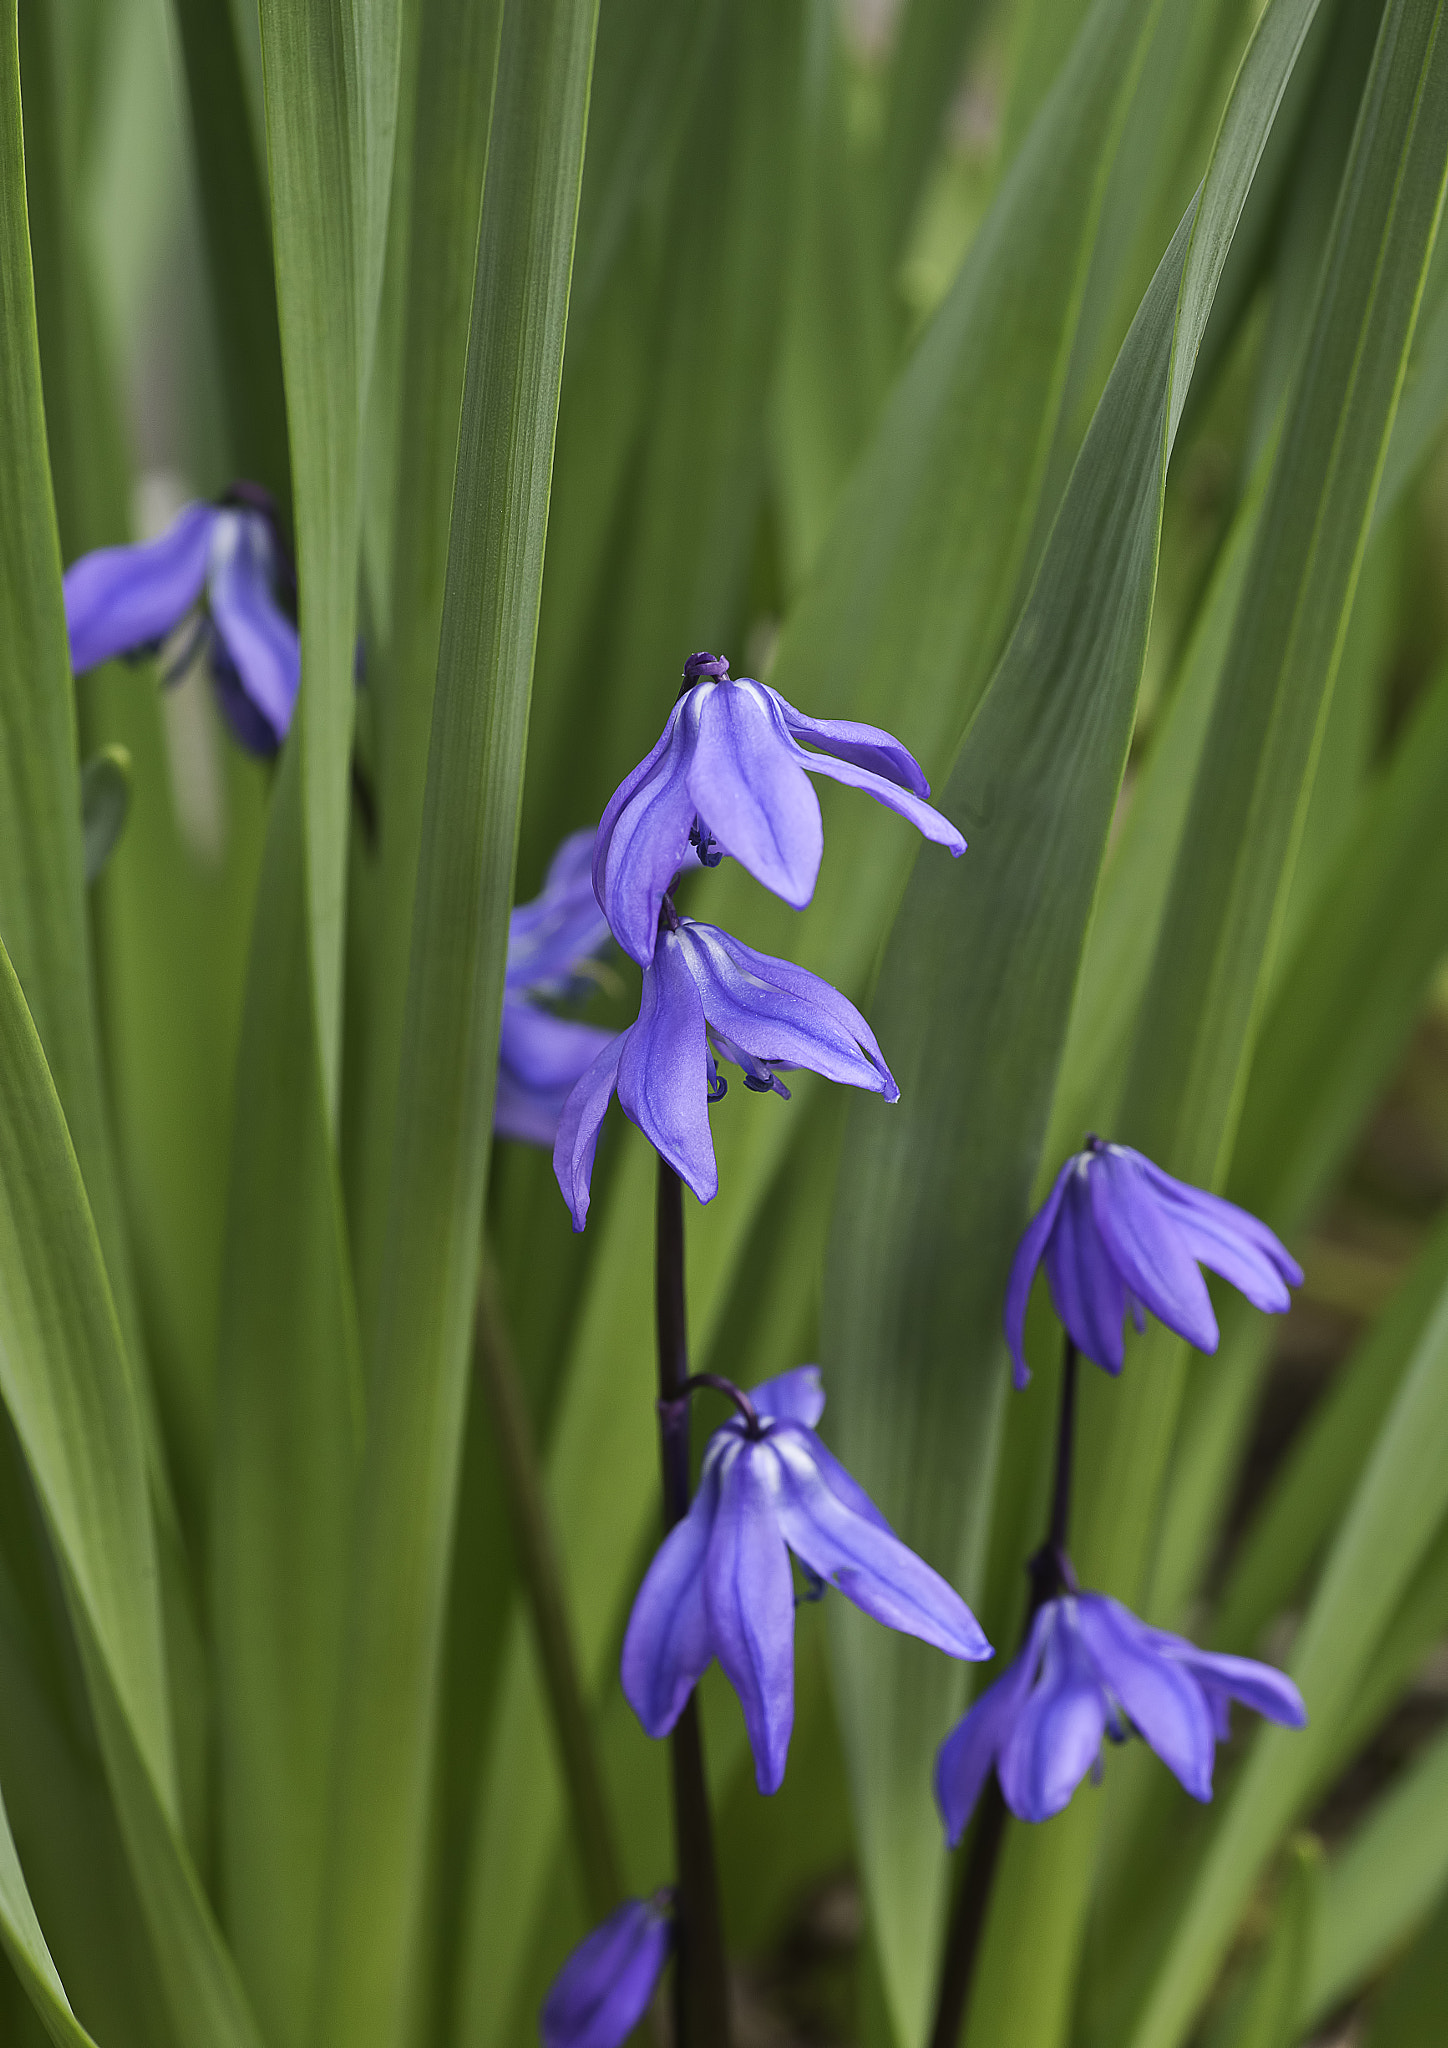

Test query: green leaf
[308,7,598,2045]
[1359,1882,1448,2048]
[1208,1837,1323,2048]
[167,0,290,506]
[345,0,502,1326]
[0,1773,98,2048]
[1129,1242,1448,2048]
[1305,1722,1448,2027]
[79,747,131,886]
[819,1,1323,2036]
[255,0,401,1105]
[212,742,362,2048]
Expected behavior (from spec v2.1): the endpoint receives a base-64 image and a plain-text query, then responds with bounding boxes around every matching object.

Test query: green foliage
[4,0,1448,2045]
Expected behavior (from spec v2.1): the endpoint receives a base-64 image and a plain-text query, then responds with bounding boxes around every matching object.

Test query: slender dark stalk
[655,1161,732,2048]
[928,1338,1081,2048]
[474,1252,623,1923]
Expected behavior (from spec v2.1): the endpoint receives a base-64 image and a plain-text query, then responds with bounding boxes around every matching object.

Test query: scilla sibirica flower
[496,829,617,1148]
[935,1589,1304,1840]
[541,1894,673,2048]
[1005,1137,1303,1387]
[554,910,896,1228]
[593,650,966,965]
[623,1367,991,1795]
[63,486,299,756]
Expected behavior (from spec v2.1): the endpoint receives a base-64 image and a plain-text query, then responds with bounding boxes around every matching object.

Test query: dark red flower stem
[928,1338,1080,2048]
[655,1160,732,2048]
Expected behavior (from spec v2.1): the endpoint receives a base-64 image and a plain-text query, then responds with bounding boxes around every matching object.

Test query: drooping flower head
[496,829,618,1148]
[541,1894,673,2048]
[623,1367,990,1795]
[593,650,966,965]
[553,915,897,1228]
[1005,1137,1303,1388]
[63,486,299,756]
[934,1590,1305,1842]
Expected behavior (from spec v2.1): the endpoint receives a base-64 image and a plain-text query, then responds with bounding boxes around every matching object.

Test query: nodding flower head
[623,1367,990,1795]
[496,828,618,1150]
[934,1589,1305,1842]
[1004,1137,1302,1388]
[541,1893,673,2048]
[552,915,898,1229]
[63,489,299,756]
[592,649,966,965]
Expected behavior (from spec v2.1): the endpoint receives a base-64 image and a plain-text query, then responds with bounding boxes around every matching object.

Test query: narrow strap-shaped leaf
[256,0,401,1105]
[1304,1720,1448,2027]
[817,0,1322,2035]
[0,942,174,1819]
[0,1775,98,2048]
[1358,1883,1448,2048]
[1128,1239,1448,2048]
[0,0,149,1473]
[212,740,363,2048]
[309,7,598,2045]
[168,0,291,507]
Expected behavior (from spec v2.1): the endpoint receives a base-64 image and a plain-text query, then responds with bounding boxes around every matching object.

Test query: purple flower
[553,916,897,1229]
[541,1894,672,2048]
[63,490,299,756]
[1005,1137,1303,1388]
[935,1591,1305,1841]
[622,1367,991,1795]
[496,830,618,1148]
[593,650,966,965]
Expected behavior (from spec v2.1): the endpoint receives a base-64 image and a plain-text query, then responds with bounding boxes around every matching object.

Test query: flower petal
[620,1465,720,1740]
[541,1897,672,2048]
[508,827,610,993]
[205,510,300,749]
[770,691,932,795]
[1044,1169,1128,1372]
[764,689,965,854]
[1004,1159,1075,1388]
[704,1440,797,1794]
[497,1006,617,1148]
[749,1366,825,1429]
[1160,1638,1306,1730]
[686,683,823,909]
[1074,1596,1216,1801]
[553,1035,626,1231]
[679,923,898,1100]
[769,1428,990,1661]
[996,1603,1107,1822]
[934,1616,1043,1846]
[616,935,718,1205]
[593,698,701,965]
[1136,1160,1303,1310]
[1088,1149,1219,1355]
[64,503,217,674]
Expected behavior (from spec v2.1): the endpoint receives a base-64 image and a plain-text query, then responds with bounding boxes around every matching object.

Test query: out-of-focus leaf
[881,0,995,257]
[345,0,502,1326]
[1358,1882,1448,2048]
[820,1,1322,2036]
[1304,1722,1448,2027]
[1130,1129,1448,2048]
[0,1772,98,2048]
[0,0,144,1423]
[309,8,598,2047]
[212,745,361,2048]
[168,0,290,507]
[79,747,131,886]
[255,0,400,1103]
[1209,1838,1322,2048]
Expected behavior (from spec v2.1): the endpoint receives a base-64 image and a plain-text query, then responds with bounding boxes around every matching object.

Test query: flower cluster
[521,650,1306,2047]
[553,650,963,1227]
[63,487,299,756]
